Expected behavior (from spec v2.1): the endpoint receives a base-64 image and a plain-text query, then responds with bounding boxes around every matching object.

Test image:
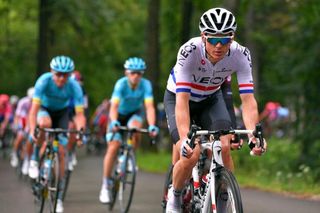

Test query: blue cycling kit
[111,76,153,115]
[33,72,84,111]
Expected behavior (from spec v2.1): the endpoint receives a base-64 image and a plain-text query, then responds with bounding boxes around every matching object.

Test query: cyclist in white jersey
[10,87,34,175]
[164,8,267,213]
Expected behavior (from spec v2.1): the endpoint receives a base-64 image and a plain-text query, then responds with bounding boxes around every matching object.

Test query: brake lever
[253,123,264,149]
[187,124,201,149]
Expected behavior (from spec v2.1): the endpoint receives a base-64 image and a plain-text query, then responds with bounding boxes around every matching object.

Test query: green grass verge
[136,149,172,173]
[136,138,320,198]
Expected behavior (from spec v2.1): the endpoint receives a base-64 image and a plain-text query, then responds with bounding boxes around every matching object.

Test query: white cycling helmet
[27,87,35,99]
[199,7,237,35]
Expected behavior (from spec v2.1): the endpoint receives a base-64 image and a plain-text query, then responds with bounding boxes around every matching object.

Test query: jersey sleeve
[110,80,122,104]
[235,46,254,94]
[173,41,198,93]
[33,75,47,105]
[143,79,154,104]
[71,80,84,113]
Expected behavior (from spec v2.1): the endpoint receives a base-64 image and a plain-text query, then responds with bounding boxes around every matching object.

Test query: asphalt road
[1,149,319,213]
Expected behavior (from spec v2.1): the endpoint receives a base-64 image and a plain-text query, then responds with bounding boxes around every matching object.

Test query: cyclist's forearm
[28,103,40,135]
[74,112,86,130]
[145,102,156,126]
[109,102,119,121]
[241,94,259,134]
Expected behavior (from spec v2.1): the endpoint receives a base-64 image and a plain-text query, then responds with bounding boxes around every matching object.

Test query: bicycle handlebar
[111,126,156,145]
[35,127,90,143]
[187,123,264,149]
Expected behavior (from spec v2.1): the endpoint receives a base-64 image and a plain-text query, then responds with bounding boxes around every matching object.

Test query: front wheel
[118,151,136,213]
[215,168,243,213]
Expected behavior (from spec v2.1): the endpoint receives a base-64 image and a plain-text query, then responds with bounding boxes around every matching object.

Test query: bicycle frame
[191,128,255,213]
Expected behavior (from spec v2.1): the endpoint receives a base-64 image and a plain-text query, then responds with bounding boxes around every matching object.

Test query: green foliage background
[1,0,320,188]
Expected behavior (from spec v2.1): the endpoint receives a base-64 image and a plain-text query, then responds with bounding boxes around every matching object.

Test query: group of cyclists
[0,7,268,213]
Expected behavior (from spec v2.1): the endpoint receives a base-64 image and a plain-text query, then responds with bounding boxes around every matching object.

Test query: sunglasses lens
[130,72,143,75]
[55,72,69,78]
[207,37,231,45]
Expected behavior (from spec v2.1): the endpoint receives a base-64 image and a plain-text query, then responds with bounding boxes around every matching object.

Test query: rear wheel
[215,168,243,213]
[62,169,72,201]
[118,151,136,213]
[161,164,194,213]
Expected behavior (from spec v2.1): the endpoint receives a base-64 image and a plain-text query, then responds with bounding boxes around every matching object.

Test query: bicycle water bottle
[43,159,51,179]
[116,154,126,175]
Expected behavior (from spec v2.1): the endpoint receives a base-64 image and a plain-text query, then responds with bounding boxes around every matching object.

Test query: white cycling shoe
[72,153,77,166]
[166,187,182,213]
[28,160,39,179]
[99,186,111,204]
[21,159,29,175]
[56,199,64,213]
[10,152,19,168]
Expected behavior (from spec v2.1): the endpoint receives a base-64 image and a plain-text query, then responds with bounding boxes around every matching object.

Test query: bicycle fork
[203,140,223,213]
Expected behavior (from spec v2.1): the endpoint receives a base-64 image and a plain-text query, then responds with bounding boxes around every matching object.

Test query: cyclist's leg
[164,90,201,212]
[67,119,77,168]
[11,130,24,168]
[29,109,52,179]
[100,129,122,203]
[127,114,143,149]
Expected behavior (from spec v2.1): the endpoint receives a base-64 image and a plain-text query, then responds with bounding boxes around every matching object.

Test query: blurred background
[0,0,319,196]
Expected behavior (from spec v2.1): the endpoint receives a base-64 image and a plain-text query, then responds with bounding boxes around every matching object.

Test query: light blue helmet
[124,57,146,72]
[50,55,75,73]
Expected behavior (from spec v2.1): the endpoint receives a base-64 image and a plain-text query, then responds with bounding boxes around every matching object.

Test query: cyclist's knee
[107,141,120,153]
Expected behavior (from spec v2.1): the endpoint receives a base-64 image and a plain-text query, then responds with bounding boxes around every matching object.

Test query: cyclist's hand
[148,125,159,138]
[230,134,243,150]
[110,120,120,132]
[28,131,38,143]
[248,136,267,156]
[180,139,193,158]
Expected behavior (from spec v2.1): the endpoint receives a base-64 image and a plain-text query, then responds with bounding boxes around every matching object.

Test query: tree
[146,0,161,103]
[37,0,52,76]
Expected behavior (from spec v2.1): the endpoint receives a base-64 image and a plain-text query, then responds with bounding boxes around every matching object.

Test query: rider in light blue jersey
[28,55,86,213]
[99,57,159,204]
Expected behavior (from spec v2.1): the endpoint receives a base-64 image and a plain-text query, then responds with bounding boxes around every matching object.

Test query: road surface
[0,149,319,212]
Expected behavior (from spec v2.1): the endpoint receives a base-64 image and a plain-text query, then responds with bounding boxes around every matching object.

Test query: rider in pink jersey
[0,94,12,138]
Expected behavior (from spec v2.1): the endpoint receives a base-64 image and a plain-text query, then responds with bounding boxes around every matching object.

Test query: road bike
[162,124,264,213]
[32,127,84,213]
[108,126,155,213]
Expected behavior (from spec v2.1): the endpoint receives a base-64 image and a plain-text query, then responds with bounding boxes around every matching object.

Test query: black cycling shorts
[163,89,232,144]
[39,106,69,129]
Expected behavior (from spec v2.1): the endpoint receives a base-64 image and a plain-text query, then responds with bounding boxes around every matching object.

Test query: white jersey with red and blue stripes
[166,36,254,102]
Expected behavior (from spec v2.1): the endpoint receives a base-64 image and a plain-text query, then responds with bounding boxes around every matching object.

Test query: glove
[148,125,159,135]
[180,139,193,158]
[109,120,120,131]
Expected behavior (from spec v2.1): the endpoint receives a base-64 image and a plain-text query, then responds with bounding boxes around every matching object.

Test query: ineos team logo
[192,75,224,85]
[178,42,196,66]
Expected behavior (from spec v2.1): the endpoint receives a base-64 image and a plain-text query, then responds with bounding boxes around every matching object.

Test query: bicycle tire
[62,169,72,201]
[34,154,46,213]
[47,152,60,213]
[161,164,173,212]
[118,151,136,213]
[161,164,195,213]
[215,167,243,213]
[109,163,119,211]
